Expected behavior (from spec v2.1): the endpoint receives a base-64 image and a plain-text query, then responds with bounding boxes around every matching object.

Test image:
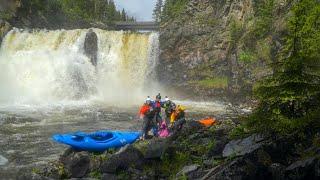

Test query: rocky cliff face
[0,20,11,43]
[158,0,294,102]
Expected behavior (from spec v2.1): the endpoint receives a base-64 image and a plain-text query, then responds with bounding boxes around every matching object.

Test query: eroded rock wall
[158,0,294,102]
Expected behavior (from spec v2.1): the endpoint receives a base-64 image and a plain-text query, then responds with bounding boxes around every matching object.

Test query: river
[0,101,230,179]
[0,28,231,179]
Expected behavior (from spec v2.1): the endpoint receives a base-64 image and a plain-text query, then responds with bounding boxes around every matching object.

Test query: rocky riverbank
[26,118,320,180]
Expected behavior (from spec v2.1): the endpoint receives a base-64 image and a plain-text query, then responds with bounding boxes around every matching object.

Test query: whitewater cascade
[0,28,159,106]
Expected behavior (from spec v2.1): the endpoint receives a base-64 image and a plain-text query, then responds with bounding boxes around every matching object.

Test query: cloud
[114,0,157,21]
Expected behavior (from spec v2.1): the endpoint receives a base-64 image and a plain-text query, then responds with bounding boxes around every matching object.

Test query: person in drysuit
[170,105,186,133]
[163,96,176,126]
[153,93,162,123]
[139,98,155,140]
[150,93,162,136]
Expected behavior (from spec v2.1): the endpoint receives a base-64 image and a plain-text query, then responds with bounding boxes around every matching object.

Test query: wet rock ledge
[27,119,320,180]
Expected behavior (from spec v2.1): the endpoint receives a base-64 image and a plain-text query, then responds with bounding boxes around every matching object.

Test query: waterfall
[0,28,159,106]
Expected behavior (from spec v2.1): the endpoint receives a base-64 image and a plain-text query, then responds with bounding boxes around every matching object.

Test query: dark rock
[69,178,98,180]
[188,133,201,140]
[0,20,11,43]
[84,29,98,66]
[17,172,52,180]
[101,145,144,173]
[222,134,265,157]
[144,139,168,159]
[207,137,228,158]
[269,163,285,180]
[60,150,90,178]
[210,147,274,180]
[285,157,320,180]
[101,173,117,180]
[211,157,257,180]
[177,164,200,177]
[203,159,214,167]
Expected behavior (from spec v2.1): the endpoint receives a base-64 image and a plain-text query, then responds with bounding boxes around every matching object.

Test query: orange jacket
[139,104,150,118]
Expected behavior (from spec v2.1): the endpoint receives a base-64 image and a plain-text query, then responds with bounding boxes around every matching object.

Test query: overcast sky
[114,0,157,21]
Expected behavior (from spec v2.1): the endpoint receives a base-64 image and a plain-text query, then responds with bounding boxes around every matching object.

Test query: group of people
[138,93,186,140]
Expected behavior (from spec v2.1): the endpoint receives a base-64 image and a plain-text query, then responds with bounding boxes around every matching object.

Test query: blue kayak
[52,131,141,152]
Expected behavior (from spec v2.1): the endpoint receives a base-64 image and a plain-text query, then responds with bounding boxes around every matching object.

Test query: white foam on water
[0,155,8,166]
[0,28,160,108]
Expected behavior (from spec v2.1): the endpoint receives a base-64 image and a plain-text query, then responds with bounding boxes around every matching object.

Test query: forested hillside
[0,0,135,29]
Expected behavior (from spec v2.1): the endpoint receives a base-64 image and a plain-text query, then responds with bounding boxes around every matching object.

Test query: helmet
[146,96,151,103]
[165,96,170,101]
[156,93,161,100]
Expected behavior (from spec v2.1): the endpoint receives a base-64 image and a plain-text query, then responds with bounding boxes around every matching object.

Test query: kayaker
[139,98,155,140]
[171,105,186,133]
[163,96,176,125]
[154,93,162,123]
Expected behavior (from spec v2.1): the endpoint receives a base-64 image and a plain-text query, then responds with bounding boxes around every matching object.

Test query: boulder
[59,150,90,178]
[176,164,200,177]
[269,163,285,180]
[144,139,168,159]
[285,157,320,180]
[101,145,144,173]
[17,173,52,180]
[212,158,257,180]
[84,29,98,66]
[69,178,98,180]
[222,134,265,158]
[101,173,117,180]
[210,147,274,180]
[207,137,228,158]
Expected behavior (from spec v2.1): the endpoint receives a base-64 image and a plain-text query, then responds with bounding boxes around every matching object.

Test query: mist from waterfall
[0,28,160,107]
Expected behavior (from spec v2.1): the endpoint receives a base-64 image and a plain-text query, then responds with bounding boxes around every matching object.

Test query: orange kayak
[198,118,216,127]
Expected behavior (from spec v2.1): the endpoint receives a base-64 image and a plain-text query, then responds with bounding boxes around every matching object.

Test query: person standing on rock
[163,96,176,126]
[139,97,155,140]
[153,93,162,124]
[171,105,186,134]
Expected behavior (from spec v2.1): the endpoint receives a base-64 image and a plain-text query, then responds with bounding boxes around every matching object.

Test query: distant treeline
[1,0,135,29]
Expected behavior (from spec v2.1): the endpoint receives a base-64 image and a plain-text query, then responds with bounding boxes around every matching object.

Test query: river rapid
[0,101,230,179]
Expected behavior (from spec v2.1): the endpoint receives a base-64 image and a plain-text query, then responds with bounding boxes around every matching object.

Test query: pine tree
[153,0,163,22]
[247,0,320,135]
[121,8,127,21]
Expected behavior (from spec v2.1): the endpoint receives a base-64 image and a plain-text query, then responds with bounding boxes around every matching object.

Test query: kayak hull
[52,131,141,152]
[198,118,216,127]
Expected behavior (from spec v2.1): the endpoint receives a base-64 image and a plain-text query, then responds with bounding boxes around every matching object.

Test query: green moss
[229,124,250,140]
[0,11,13,21]
[89,170,102,179]
[239,50,257,63]
[256,39,272,63]
[188,64,214,79]
[117,170,131,179]
[190,77,228,89]
[160,151,190,178]
[177,174,188,180]
[31,168,41,174]
[195,11,218,27]
[229,18,244,44]
[133,140,150,155]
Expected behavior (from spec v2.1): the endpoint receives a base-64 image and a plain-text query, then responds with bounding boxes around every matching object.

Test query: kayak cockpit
[88,132,116,143]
